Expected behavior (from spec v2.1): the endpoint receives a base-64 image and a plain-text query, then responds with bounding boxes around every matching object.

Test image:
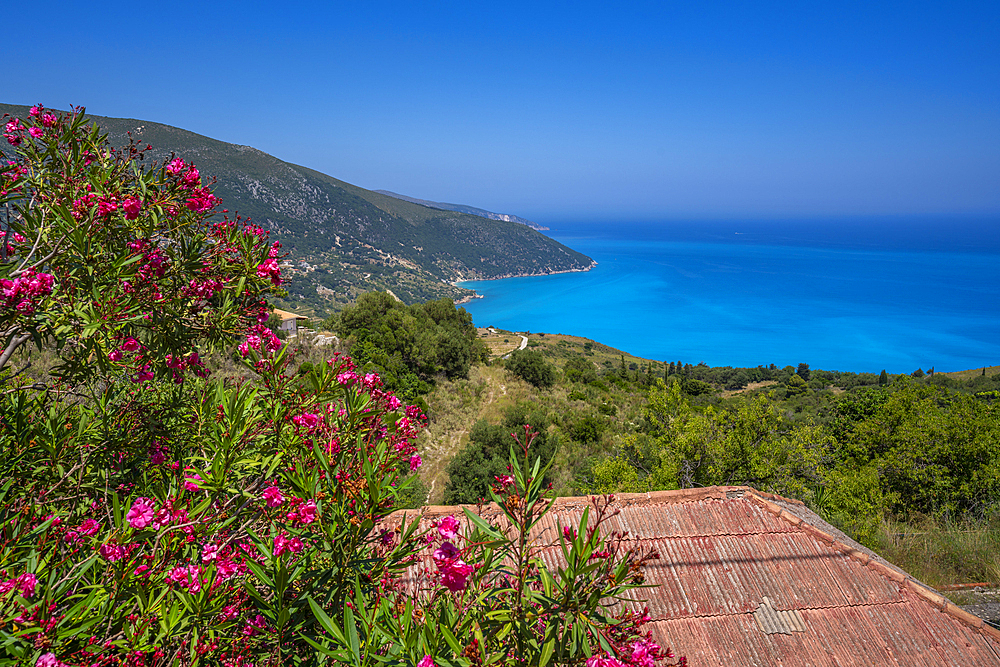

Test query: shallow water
[458,219,1000,373]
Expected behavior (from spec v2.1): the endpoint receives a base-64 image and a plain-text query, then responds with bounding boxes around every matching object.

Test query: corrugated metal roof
[389,487,1000,665]
[272,308,308,321]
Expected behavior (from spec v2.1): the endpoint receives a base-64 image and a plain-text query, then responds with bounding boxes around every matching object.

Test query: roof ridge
[393,486,758,521]
[744,490,1000,645]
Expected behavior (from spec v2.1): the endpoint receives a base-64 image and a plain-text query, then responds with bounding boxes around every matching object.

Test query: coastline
[451,260,597,305]
[453,293,484,306]
[456,259,598,285]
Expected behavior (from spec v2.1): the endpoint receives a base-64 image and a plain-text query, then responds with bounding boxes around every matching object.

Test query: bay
[458,218,1000,373]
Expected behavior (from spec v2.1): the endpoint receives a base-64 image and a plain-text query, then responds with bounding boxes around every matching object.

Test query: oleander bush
[0,107,683,667]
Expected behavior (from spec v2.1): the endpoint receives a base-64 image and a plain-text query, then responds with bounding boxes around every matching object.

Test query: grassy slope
[943,365,1000,380]
[416,328,659,504]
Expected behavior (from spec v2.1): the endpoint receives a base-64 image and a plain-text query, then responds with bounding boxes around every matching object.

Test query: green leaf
[439,625,462,655]
[462,507,504,540]
[539,637,555,666]
[344,605,361,666]
[307,597,347,644]
[244,559,274,588]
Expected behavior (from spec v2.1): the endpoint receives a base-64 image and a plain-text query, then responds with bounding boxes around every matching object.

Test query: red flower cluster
[1,267,54,314]
[432,540,474,592]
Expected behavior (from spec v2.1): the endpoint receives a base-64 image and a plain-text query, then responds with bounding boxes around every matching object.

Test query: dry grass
[416,364,540,503]
[874,514,1000,594]
[415,353,650,504]
[942,365,1000,380]
[721,380,778,398]
[476,328,523,358]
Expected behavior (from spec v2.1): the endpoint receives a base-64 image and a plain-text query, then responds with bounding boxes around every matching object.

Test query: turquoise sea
[458,219,1000,373]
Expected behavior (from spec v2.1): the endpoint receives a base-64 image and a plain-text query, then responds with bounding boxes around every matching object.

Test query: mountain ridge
[374,190,548,230]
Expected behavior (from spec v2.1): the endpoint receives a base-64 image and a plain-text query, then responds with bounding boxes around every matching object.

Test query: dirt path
[417,367,511,504]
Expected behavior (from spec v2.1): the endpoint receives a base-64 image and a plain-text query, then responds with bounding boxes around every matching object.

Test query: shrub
[0,107,684,666]
[506,349,556,389]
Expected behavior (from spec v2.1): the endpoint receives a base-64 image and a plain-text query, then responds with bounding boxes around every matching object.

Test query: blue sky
[5,1,998,221]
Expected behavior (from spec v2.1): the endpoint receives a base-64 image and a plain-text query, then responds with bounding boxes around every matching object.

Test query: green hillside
[0,103,593,315]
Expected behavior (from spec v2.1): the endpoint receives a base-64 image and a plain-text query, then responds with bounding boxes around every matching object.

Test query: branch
[13,206,46,275]
[0,331,33,375]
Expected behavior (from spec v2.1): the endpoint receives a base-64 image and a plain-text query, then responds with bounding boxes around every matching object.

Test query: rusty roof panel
[610,533,902,618]
[528,497,796,542]
[650,597,1000,666]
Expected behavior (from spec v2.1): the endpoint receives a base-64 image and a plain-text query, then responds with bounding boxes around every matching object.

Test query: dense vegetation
[328,292,488,403]
[0,107,678,666]
[426,330,999,588]
[444,404,556,504]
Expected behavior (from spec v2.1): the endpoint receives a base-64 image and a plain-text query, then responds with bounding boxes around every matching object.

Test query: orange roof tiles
[391,486,1000,665]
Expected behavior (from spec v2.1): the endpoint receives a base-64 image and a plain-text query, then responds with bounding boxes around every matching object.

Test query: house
[272,308,309,335]
[394,487,1000,665]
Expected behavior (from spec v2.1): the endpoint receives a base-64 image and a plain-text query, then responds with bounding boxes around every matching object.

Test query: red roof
[391,487,1000,665]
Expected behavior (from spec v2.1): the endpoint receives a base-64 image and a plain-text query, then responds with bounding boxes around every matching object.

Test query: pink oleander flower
[3,572,38,597]
[166,564,202,592]
[121,336,140,352]
[292,412,321,432]
[255,258,281,285]
[36,653,66,667]
[41,113,57,128]
[274,533,304,557]
[336,371,357,386]
[97,197,118,217]
[297,500,318,525]
[108,348,123,362]
[184,472,203,491]
[417,657,436,667]
[78,518,100,536]
[630,639,660,667]
[29,106,40,117]
[202,543,219,562]
[126,497,155,529]
[185,188,216,212]
[216,556,240,581]
[151,505,173,530]
[134,366,154,383]
[28,127,43,138]
[262,485,284,507]
[99,542,126,562]
[409,453,422,471]
[148,443,169,465]
[437,515,459,540]
[243,614,267,637]
[433,541,474,592]
[167,158,185,174]
[182,167,201,188]
[122,197,142,220]
[585,655,627,667]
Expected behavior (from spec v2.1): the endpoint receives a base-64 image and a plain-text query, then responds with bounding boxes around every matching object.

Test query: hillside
[374,190,548,230]
[0,103,592,315]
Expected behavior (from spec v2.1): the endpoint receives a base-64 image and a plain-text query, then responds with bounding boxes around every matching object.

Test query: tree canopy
[334,291,485,400]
